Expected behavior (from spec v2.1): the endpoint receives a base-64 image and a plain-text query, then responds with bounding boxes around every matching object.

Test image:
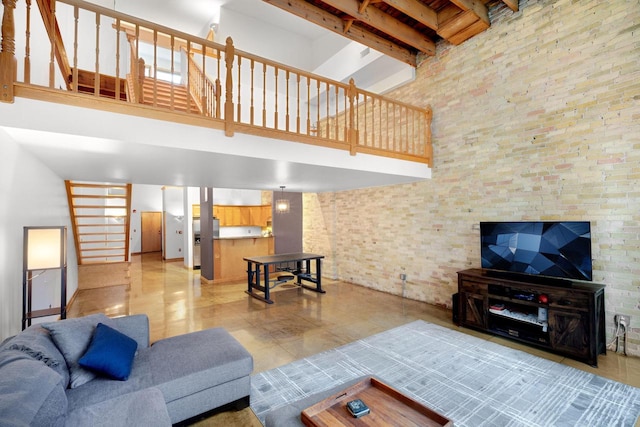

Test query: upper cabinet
[195,204,271,227]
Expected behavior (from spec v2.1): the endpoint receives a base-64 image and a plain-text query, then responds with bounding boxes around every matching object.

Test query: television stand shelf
[457,268,606,367]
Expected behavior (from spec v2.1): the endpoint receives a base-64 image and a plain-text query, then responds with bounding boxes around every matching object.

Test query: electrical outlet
[614,314,631,329]
[400,273,407,281]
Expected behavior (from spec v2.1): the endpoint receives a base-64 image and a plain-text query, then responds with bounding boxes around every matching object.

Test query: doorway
[141,211,162,253]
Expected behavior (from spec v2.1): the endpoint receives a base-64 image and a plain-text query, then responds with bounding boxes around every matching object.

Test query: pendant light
[275,186,290,214]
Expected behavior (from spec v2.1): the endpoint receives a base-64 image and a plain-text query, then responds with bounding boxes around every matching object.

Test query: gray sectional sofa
[0,313,253,426]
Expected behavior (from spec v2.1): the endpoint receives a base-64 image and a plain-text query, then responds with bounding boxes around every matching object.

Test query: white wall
[162,187,184,260]
[218,7,312,71]
[129,184,163,254]
[212,188,261,205]
[0,133,78,341]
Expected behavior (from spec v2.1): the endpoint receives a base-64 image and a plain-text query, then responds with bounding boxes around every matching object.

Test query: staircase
[141,79,202,114]
[65,181,132,289]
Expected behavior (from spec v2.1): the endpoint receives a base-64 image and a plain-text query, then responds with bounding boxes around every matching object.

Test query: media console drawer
[457,268,606,367]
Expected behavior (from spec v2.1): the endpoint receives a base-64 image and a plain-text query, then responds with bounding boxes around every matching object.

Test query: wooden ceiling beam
[448,0,490,26]
[263,0,417,66]
[382,0,438,31]
[320,0,436,55]
[501,0,519,12]
[359,0,372,14]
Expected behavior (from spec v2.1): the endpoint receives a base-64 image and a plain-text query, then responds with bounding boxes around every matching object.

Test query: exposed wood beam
[449,0,490,26]
[321,0,436,56]
[263,0,417,66]
[359,0,372,14]
[382,0,438,31]
[501,0,519,12]
[344,18,355,33]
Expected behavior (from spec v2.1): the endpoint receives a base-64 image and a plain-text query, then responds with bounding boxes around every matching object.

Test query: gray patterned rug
[250,320,640,426]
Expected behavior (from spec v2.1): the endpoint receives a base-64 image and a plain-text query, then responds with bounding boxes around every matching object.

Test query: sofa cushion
[0,350,67,427]
[1,324,70,388]
[43,313,112,389]
[65,347,154,414]
[149,328,253,403]
[79,323,138,381]
[66,387,171,427]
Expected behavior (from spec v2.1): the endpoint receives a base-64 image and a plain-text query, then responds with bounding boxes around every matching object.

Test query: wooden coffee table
[301,377,453,426]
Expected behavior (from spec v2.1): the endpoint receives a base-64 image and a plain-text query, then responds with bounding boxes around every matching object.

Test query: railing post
[347,78,358,156]
[0,0,17,103]
[425,106,433,167]
[224,36,235,137]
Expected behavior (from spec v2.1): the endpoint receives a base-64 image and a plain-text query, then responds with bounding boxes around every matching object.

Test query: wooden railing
[0,0,432,165]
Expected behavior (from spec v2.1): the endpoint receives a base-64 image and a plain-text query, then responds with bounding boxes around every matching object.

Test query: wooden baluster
[285,70,290,132]
[153,29,157,107]
[203,44,208,116]
[325,82,329,138]
[363,93,368,148]
[170,36,175,111]
[315,80,320,137]
[137,57,144,103]
[215,77,221,119]
[274,66,278,130]
[94,12,100,97]
[306,77,311,135]
[348,79,357,155]
[296,74,300,133]
[261,63,266,127]
[249,59,254,125]
[0,0,17,102]
[236,55,241,122]
[335,85,340,142]
[24,0,31,84]
[115,18,120,100]
[224,36,235,136]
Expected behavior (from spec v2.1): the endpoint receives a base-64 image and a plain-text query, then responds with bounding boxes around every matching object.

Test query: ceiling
[263,0,519,66]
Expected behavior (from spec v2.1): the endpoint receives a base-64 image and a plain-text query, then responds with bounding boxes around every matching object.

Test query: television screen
[480,221,592,281]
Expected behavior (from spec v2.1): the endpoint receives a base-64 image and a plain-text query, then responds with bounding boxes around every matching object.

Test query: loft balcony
[0,0,433,189]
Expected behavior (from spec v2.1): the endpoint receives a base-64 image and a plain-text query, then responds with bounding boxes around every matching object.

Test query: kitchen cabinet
[204,205,271,226]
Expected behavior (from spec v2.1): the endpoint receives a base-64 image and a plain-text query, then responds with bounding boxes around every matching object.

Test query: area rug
[250,320,640,426]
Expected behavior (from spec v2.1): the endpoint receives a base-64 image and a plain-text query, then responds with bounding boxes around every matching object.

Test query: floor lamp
[22,226,67,330]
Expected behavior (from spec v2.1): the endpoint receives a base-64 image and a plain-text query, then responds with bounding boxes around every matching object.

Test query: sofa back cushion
[0,350,67,426]
[1,324,70,388]
[43,313,112,389]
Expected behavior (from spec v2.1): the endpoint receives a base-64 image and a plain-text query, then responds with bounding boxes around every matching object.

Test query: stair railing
[186,51,219,118]
[1,0,432,166]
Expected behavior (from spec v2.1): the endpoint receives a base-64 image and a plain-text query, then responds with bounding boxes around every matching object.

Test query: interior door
[141,211,162,253]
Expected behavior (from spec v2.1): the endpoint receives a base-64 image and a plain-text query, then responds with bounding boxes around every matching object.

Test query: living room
[1,0,639,424]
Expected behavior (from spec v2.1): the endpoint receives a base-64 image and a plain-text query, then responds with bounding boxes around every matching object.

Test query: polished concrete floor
[67,253,640,426]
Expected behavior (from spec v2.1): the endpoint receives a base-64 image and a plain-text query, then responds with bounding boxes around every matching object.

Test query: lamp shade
[275,198,290,214]
[275,185,290,214]
[25,227,66,270]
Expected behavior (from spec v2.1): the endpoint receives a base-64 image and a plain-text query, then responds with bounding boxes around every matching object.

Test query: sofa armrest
[110,314,150,349]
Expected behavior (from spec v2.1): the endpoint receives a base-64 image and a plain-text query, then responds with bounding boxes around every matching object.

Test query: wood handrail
[1,0,433,166]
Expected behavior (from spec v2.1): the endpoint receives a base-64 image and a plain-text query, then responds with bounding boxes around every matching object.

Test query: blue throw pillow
[78,323,138,381]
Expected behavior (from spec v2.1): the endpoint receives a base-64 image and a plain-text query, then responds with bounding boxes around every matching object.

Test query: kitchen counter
[212,236,274,282]
[214,235,272,240]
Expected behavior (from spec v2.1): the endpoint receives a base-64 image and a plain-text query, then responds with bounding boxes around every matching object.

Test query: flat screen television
[480,221,592,281]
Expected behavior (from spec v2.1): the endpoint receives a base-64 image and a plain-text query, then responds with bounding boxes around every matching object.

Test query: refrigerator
[192,218,219,270]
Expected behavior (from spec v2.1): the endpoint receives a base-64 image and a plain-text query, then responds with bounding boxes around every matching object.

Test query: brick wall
[303,0,640,355]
